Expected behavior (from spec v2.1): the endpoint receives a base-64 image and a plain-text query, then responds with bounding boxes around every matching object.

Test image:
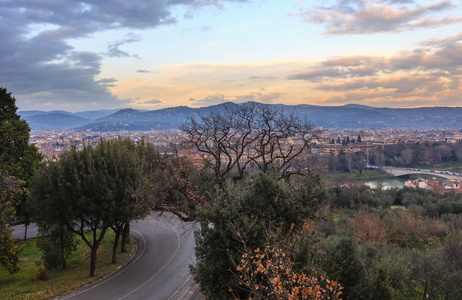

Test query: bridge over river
[378,166,462,181]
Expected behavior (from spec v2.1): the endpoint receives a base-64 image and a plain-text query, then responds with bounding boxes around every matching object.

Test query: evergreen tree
[30,139,157,276]
[191,172,327,299]
[0,173,23,274]
[0,87,42,182]
[0,87,42,239]
[37,224,77,269]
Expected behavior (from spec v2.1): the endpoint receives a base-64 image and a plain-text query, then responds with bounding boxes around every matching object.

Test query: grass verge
[0,231,135,300]
[325,170,392,184]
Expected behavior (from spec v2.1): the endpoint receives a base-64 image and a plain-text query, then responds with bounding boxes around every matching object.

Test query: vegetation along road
[13,213,198,300]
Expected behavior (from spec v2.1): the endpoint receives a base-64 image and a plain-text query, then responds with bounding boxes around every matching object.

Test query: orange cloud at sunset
[111,32,461,109]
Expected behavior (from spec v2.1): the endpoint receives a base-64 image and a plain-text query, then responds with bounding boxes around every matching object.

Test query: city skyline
[1,0,462,112]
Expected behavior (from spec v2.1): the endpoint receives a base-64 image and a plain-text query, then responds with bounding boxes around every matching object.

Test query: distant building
[405,178,462,194]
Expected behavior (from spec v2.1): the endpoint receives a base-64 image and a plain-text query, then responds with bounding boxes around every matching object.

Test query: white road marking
[168,275,193,300]
[117,224,182,300]
[59,230,147,299]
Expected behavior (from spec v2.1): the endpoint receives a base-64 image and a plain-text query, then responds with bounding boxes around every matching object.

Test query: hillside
[19,103,462,131]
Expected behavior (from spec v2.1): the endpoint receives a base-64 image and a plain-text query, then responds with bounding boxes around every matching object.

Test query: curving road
[13,213,200,300]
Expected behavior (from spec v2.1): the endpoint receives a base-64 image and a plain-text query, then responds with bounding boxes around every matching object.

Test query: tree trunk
[61,234,66,269]
[24,215,30,240]
[90,246,98,277]
[422,279,427,300]
[51,271,54,294]
[24,223,28,240]
[112,228,121,264]
[121,222,130,253]
[125,222,131,244]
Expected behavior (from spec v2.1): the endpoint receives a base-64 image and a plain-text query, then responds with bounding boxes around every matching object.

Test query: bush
[191,171,327,299]
[33,265,49,281]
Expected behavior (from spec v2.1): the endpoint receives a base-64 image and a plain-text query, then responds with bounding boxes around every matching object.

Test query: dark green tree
[0,87,42,238]
[37,224,77,269]
[191,171,327,299]
[324,236,365,299]
[30,139,157,276]
[98,139,159,262]
[30,149,107,277]
[0,87,42,183]
[37,225,78,293]
[0,173,23,274]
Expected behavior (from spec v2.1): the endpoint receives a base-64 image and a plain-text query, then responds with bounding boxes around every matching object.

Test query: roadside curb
[173,280,204,300]
[183,283,205,300]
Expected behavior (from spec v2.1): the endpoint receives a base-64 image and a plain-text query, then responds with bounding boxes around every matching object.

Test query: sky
[1,0,461,112]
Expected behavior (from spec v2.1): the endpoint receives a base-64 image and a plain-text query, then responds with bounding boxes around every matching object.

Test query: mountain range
[18,103,462,131]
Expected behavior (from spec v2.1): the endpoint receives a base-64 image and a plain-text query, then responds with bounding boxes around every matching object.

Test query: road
[378,166,462,181]
[12,213,200,300]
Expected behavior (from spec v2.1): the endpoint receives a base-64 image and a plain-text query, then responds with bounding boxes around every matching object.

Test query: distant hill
[25,113,90,130]
[18,109,120,130]
[19,103,462,131]
[72,109,120,120]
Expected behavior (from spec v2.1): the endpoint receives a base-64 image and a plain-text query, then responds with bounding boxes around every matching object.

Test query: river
[365,178,405,190]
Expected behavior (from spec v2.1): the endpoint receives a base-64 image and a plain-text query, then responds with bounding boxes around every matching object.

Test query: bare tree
[354,152,367,174]
[435,144,452,162]
[401,147,414,166]
[374,149,385,168]
[456,145,462,162]
[181,102,321,184]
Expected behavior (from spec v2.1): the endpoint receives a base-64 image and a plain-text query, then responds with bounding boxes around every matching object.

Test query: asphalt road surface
[12,213,198,300]
[11,223,39,240]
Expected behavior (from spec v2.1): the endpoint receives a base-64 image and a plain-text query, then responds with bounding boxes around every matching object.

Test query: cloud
[0,0,248,111]
[234,92,282,102]
[110,61,302,109]
[188,91,282,107]
[136,69,151,73]
[288,57,386,81]
[297,0,461,34]
[144,99,163,104]
[189,93,228,106]
[287,33,462,106]
[106,33,141,58]
[248,76,277,81]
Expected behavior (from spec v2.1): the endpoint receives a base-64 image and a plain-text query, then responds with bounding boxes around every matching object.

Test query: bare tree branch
[181,102,322,183]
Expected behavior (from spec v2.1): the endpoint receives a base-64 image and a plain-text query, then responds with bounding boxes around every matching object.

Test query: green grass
[325,170,392,184]
[418,162,462,171]
[0,231,134,300]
